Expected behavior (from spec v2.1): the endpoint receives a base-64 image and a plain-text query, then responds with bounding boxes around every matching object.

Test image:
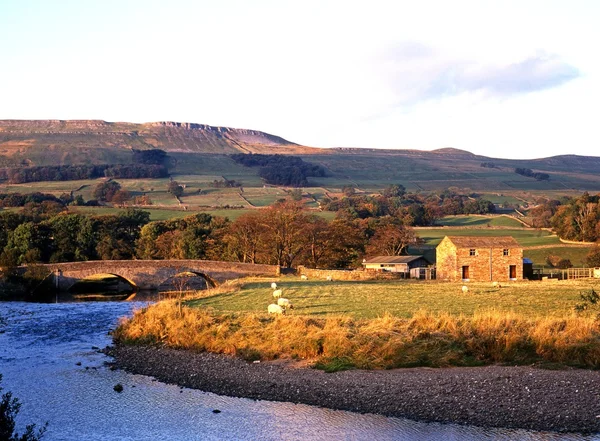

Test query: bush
[0,374,47,440]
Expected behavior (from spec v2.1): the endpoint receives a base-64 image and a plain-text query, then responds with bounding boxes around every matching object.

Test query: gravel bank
[106,344,600,433]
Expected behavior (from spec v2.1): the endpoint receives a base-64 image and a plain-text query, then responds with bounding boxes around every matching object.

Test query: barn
[436,236,523,282]
[362,255,429,277]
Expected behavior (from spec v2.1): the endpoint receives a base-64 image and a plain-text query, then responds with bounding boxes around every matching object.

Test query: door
[509,265,516,279]
[462,266,470,280]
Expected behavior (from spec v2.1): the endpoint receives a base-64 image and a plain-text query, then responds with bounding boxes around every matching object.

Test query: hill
[2,119,600,193]
[0,119,321,166]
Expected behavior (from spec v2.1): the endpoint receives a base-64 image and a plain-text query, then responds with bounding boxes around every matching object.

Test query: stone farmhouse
[436,236,523,282]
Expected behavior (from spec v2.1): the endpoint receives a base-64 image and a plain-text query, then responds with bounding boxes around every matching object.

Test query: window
[469,249,476,256]
[503,249,509,256]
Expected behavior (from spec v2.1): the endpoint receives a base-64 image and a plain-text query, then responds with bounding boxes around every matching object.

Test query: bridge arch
[157,270,218,291]
[67,273,138,294]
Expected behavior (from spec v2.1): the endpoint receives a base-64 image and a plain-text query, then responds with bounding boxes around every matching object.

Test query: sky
[0,0,598,159]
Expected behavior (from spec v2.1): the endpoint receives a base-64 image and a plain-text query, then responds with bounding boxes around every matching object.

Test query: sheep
[492,281,502,288]
[300,275,308,280]
[273,289,283,299]
[326,275,332,281]
[267,304,284,315]
[462,285,469,293]
[271,282,277,289]
[277,298,294,309]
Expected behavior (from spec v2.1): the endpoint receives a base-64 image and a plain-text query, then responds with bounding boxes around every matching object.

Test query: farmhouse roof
[442,236,521,248]
[362,255,425,264]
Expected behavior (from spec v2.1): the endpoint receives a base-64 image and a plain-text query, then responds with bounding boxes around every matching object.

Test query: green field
[434,215,524,228]
[416,227,560,247]
[523,246,593,268]
[189,278,598,320]
[68,206,254,221]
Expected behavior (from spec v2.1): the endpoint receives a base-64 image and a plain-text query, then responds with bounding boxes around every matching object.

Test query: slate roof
[443,236,521,248]
[362,255,425,264]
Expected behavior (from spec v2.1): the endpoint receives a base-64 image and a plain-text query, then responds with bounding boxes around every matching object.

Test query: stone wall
[436,237,457,281]
[42,260,279,291]
[436,238,523,282]
[296,266,403,281]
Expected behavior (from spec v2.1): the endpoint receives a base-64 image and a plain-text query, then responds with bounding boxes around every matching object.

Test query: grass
[416,227,560,247]
[187,278,597,319]
[67,206,252,221]
[524,246,593,268]
[434,215,524,228]
[114,279,600,370]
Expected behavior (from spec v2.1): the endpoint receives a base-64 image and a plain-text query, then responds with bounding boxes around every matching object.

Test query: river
[0,298,597,441]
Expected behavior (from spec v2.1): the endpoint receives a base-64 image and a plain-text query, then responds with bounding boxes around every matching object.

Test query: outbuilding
[362,255,429,277]
[436,236,523,282]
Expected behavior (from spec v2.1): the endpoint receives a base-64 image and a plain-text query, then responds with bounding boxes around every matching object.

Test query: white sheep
[492,281,502,288]
[273,289,283,299]
[326,275,332,281]
[462,285,469,293]
[267,304,284,314]
[271,282,277,289]
[277,298,294,309]
[300,275,308,280]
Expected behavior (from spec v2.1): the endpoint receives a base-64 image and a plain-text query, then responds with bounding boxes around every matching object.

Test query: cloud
[381,44,581,105]
[439,52,581,96]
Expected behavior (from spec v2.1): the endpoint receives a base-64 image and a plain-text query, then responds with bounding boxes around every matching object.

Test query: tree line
[0,202,420,270]
[514,167,550,181]
[230,153,326,186]
[3,164,168,184]
[321,185,496,226]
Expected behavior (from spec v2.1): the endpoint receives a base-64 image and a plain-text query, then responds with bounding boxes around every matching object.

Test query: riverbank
[106,344,600,434]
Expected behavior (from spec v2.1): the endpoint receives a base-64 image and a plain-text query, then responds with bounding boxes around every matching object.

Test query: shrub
[0,374,47,440]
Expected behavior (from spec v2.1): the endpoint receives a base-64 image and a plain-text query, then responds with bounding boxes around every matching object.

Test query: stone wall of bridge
[41,260,279,291]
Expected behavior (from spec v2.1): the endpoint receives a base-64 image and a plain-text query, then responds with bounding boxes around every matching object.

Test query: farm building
[436,236,523,282]
[362,255,429,277]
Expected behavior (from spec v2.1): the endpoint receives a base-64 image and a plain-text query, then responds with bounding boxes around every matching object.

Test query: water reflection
[0,300,597,441]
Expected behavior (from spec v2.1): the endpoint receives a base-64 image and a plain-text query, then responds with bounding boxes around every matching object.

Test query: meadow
[115,277,600,370]
[187,277,595,319]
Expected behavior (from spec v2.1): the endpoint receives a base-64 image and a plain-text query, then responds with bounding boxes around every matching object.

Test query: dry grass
[113,300,600,371]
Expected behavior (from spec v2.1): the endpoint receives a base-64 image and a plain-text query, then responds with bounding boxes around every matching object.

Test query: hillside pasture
[415,227,560,247]
[524,246,594,268]
[434,215,524,228]
[67,206,253,221]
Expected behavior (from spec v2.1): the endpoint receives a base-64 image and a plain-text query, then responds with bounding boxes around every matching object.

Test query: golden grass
[113,301,600,371]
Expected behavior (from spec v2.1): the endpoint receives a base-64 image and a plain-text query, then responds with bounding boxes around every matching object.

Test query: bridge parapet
[41,260,280,291]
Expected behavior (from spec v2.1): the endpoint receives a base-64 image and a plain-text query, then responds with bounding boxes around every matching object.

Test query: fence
[532,266,600,280]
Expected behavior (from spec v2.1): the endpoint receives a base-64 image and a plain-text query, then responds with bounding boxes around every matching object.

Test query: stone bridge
[40,260,280,292]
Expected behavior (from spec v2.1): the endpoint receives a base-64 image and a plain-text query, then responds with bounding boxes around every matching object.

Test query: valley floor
[106,344,600,434]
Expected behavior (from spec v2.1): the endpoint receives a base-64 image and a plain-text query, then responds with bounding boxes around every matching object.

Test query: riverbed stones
[105,345,600,433]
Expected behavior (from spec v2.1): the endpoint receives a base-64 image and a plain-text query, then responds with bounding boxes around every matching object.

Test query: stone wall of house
[436,237,458,280]
[436,239,523,281]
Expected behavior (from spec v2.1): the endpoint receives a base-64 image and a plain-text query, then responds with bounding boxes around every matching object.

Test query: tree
[133,195,152,205]
[290,188,303,201]
[586,245,600,267]
[111,189,131,207]
[223,213,262,263]
[46,214,96,262]
[93,181,121,202]
[168,181,184,197]
[382,184,406,198]
[342,186,355,197]
[366,223,417,256]
[1,374,47,441]
[258,202,309,267]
